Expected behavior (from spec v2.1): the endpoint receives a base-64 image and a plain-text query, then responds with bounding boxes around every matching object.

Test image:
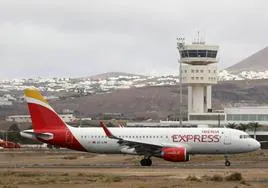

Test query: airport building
[156,37,268,147]
[6,114,76,123]
[177,106,268,126]
[177,37,222,123]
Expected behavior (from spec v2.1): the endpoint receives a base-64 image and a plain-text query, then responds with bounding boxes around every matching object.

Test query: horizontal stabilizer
[20,130,54,140]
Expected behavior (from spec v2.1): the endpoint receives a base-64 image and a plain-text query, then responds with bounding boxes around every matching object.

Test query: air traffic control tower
[177,37,223,122]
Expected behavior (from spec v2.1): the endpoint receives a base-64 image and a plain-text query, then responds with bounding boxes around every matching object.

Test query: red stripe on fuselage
[28,103,86,152]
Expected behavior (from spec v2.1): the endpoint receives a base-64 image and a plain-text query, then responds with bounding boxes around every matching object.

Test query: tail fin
[24,88,86,151]
[24,88,66,133]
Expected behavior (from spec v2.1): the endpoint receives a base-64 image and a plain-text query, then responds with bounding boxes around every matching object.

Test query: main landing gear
[224,155,231,166]
[140,157,152,166]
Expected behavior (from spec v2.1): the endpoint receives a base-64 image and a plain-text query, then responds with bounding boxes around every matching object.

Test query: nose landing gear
[140,157,152,166]
[224,155,231,166]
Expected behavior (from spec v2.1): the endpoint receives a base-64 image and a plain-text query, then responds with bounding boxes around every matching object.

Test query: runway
[0,150,267,188]
[0,149,267,169]
[0,161,266,169]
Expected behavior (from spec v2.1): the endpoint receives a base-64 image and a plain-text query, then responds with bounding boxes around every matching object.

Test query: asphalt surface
[0,161,266,169]
[0,150,267,169]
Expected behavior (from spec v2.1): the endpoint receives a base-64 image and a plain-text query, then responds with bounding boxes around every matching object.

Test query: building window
[200,77,203,80]
[196,77,199,80]
[189,114,225,121]
[191,70,194,73]
[185,70,187,73]
[191,77,194,80]
[196,70,199,73]
[248,114,256,121]
[200,70,204,73]
[208,70,211,73]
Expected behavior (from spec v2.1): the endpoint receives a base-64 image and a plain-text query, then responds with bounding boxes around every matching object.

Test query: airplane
[21,88,261,166]
[0,138,21,149]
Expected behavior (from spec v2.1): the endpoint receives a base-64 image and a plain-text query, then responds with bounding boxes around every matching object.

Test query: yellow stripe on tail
[24,88,48,104]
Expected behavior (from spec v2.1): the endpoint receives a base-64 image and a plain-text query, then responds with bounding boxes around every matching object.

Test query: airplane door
[65,130,73,146]
[224,129,231,145]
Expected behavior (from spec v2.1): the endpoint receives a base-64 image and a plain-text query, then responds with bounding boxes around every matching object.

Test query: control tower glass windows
[180,51,188,58]
[197,50,207,57]
[207,50,217,58]
[180,50,217,58]
[188,50,197,57]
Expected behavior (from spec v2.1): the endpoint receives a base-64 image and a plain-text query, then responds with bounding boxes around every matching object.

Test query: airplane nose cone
[252,140,261,150]
[256,141,261,149]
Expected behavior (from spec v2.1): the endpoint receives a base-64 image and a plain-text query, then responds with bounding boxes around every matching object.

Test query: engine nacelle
[161,147,190,162]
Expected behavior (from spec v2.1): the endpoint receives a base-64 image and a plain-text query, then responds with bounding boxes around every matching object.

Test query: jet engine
[161,147,190,162]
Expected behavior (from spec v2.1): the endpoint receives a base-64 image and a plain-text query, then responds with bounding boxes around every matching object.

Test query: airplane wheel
[147,158,152,166]
[140,159,147,166]
[225,160,231,166]
[140,158,152,166]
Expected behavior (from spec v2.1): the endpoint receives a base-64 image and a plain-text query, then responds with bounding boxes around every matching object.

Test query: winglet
[100,122,118,139]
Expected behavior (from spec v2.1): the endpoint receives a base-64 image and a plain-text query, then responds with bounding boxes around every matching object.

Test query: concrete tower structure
[177,37,219,121]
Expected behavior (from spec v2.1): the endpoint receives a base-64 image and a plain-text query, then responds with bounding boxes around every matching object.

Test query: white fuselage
[67,127,260,155]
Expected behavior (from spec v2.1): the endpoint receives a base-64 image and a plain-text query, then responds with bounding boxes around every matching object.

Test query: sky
[1,0,268,79]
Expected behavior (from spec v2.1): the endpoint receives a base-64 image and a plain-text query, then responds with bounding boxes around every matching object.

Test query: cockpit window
[240,135,251,139]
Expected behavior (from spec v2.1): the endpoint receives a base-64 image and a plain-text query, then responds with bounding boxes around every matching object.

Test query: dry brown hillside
[2,79,268,120]
[226,46,268,73]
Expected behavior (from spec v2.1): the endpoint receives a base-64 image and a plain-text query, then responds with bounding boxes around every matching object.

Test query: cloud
[0,0,268,79]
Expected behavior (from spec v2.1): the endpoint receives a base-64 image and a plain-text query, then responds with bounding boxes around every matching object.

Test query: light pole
[179,59,182,126]
[177,38,185,126]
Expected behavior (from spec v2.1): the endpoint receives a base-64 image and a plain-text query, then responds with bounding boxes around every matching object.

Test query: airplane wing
[100,122,184,156]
